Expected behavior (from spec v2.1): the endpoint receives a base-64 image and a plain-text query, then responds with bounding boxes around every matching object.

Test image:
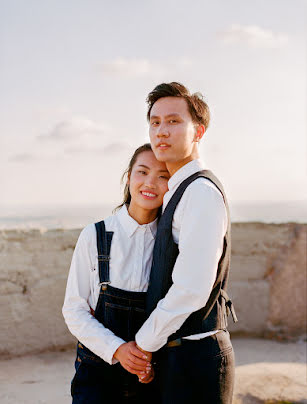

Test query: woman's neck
[127,203,158,225]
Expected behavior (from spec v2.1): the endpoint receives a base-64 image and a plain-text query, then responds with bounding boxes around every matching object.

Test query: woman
[62,143,170,403]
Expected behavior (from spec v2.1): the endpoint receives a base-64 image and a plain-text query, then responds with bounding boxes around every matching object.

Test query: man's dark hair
[146,82,210,130]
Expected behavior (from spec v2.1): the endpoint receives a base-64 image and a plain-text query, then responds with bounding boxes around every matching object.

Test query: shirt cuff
[105,337,126,365]
[135,330,164,352]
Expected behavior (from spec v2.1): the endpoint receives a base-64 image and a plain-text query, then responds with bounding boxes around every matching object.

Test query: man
[135,82,237,403]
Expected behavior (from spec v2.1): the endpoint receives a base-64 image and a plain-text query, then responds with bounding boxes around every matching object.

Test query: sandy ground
[0,338,306,404]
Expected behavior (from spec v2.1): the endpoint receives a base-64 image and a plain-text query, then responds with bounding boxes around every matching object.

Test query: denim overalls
[71,221,159,404]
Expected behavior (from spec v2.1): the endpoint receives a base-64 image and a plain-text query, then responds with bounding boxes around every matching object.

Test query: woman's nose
[144,176,156,188]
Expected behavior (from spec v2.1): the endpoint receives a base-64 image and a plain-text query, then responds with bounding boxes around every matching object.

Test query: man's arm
[135,180,227,352]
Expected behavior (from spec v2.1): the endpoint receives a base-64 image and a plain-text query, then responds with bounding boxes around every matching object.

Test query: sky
[1,0,306,208]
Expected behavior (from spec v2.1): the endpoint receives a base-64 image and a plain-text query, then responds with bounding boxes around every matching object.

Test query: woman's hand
[139,366,155,384]
[113,341,152,377]
[136,344,154,383]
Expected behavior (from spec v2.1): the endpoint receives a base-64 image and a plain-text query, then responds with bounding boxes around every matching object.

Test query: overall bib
[71,221,159,404]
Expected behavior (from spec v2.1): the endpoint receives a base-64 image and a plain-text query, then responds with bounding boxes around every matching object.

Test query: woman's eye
[138,171,146,175]
[159,175,169,179]
[169,119,177,124]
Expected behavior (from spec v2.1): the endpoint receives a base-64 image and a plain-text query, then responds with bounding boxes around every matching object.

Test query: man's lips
[140,191,157,199]
[156,142,171,150]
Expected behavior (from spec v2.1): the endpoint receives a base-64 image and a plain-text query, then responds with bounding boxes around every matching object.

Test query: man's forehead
[150,96,189,117]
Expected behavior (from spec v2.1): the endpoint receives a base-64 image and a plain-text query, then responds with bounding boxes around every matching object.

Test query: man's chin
[153,150,172,162]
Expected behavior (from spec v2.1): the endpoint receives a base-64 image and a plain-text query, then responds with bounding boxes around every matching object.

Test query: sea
[0,201,306,230]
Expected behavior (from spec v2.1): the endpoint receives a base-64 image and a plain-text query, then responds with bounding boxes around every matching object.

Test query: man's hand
[113,341,152,377]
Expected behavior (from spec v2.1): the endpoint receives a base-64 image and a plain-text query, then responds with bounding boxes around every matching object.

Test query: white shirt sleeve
[135,181,227,352]
[62,225,125,365]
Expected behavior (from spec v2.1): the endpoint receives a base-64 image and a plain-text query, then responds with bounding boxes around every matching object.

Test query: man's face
[149,97,198,167]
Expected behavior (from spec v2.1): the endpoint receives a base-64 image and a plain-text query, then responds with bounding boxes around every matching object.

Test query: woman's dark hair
[146,82,210,130]
[114,143,152,212]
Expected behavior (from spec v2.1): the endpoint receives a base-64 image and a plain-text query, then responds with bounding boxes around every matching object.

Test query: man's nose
[157,123,170,138]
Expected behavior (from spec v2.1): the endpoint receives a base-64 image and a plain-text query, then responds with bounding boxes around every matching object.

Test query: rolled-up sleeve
[62,225,125,365]
[135,182,227,352]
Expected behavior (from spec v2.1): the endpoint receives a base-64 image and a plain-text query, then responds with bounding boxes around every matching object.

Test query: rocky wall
[0,223,306,357]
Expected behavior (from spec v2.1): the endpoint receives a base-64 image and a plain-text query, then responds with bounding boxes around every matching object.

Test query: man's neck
[166,154,199,177]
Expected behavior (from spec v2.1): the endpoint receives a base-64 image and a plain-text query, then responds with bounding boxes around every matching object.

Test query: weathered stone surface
[0,224,306,357]
[0,228,79,357]
[228,280,270,335]
[267,224,307,337]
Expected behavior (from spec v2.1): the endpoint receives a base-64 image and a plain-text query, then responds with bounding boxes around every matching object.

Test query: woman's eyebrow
[138,164,169,173]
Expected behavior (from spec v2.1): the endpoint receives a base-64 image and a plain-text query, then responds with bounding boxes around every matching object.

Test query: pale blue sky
[1,0,306,206]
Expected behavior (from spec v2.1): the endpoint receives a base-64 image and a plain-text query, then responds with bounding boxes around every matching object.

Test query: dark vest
[146,169,237,343]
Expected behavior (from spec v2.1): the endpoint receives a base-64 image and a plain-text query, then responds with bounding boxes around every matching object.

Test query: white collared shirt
[62,205,158,365]
[135,159,228,352]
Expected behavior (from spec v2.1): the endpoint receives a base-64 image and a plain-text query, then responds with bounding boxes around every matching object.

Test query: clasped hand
[113,341,154,383]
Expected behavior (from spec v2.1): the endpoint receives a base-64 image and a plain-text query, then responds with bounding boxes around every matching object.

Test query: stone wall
[0,223,306,357]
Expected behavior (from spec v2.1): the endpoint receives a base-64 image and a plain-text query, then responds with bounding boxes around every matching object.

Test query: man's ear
[194,124,205,142]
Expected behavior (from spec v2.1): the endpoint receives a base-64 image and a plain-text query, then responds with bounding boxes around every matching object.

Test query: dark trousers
[155,330,235,404]
[71,285,160,404]
[71,354,159,404]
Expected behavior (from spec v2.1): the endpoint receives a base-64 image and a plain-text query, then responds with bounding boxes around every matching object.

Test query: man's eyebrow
[150,113,181,120]
[165,113,181,118]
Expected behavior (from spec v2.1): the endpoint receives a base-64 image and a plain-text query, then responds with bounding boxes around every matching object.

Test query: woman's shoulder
[78,212,118,243]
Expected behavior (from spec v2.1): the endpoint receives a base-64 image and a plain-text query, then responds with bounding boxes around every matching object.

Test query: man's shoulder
[184,176,224,201]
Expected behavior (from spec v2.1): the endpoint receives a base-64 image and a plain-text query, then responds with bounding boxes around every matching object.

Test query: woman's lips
[140,191,157,200]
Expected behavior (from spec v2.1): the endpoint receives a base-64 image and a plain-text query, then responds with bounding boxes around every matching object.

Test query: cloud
[38,118,106,142]
[218,24,289,48]
[34,117,142,160]
[9,153,36,163]
[99,58,153,77]
[98,58,193,77]
[102,142,132,154]
[64,141,132,156]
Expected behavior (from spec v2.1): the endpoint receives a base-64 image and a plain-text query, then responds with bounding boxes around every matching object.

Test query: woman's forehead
[134,151,168,170]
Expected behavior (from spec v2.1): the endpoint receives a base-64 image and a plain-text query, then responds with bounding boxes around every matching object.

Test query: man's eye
[169,119,177,124]
[159,175,169,179]
[151,121,159,126]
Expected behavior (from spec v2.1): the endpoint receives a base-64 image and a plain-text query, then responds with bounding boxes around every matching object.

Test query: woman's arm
[62,224,150,375]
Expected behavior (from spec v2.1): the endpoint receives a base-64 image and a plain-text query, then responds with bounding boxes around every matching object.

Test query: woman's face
[128,150,170,212]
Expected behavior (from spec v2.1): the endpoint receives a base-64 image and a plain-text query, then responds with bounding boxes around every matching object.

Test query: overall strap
[162,169,229,229]
[95,221,113,290]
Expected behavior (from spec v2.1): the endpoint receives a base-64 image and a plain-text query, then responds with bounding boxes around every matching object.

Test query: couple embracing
[62,82,237,404]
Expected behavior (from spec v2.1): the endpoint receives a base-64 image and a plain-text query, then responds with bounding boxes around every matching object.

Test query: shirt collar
[167,159,206,192]
[117,204,158,239]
